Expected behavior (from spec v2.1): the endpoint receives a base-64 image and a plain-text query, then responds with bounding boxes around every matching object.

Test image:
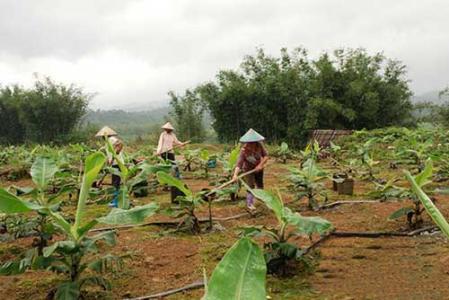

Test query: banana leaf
[204,237,266,300]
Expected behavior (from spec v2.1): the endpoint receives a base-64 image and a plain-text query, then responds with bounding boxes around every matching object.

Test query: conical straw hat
[161,122,175,130]
[239,128,265,143]
[95,126,117,137]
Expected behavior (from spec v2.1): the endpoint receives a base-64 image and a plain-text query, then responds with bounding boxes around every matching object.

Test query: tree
[168,89,206,142]
[0,85,26,144]
[192,47,413,147]
[0,76,91,144]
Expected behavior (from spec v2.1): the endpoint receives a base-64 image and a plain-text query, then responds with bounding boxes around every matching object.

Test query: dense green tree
[0,77,90,144]
[0,86,26,144]
[168,89,206,142]
[192,47,412,146]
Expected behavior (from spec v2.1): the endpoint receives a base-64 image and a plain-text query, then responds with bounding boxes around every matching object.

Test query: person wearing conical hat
[232,129,269,210]
[95,126,123,208]
[156,122,187,162]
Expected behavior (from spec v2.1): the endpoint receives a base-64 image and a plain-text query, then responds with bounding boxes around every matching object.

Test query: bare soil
[2,158,449,300]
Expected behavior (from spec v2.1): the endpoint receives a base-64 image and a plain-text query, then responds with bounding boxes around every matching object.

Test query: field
[1,126,449,300]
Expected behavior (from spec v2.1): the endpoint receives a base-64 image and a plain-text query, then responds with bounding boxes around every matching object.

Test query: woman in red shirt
[232,129,269,210]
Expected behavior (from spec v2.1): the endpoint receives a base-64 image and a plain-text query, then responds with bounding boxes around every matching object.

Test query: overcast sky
[1,0,448,110]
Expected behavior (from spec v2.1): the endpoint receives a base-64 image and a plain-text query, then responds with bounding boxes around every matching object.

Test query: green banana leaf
[156,171,192,196]
[31,157,58,191]
[73,152,106,234]
[284,208,333,236]
[204,237,266,300]
[251,189,284,223]
[0,188,43,213]
[405,170,449,239]
[97,203,159,225]
[414,158,433,187]
[228,146,241,169]
[55,282,80,300]
[388,206,414,220]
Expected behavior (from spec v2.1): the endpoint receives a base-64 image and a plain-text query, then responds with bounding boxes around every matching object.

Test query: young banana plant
[405,165,449,239]
[0,152,159,299]
[182,149,201,171]
[288,158,329,210]
[104,138,171,209]
[0,156,64,262]
[388,159,433,229]
[239,183,333,276]
[156,171,205,233]
[215,145,241,201]
[300,139,321,164]
[276,142,292,164]
[198,149,216,179]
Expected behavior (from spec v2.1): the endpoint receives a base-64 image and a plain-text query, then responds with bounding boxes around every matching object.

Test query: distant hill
[85,107,170,140]
[412,90,449,105]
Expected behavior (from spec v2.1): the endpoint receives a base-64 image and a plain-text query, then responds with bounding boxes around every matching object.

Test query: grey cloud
[0,0,448,109]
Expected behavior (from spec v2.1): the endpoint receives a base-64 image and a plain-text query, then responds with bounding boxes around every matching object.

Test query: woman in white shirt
[156,122,187,162]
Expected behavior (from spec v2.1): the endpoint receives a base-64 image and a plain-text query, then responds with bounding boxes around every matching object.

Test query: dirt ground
[2,157,449,300]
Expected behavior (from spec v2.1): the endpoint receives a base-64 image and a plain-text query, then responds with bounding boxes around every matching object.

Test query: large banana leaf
[405,170,449,239]
[251,189,284,223]
[31,157,58,191]
[156,171,191,196]
[0,188,43,213]
[204,237,266,300]
[73,152,106,236]
[284,208,333,236]
[96,203,159,225]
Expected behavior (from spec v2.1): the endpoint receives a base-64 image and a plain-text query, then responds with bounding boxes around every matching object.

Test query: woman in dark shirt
[232,129,269,210]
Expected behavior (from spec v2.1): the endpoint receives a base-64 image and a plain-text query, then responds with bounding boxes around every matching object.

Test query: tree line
[0,77,90,144]
[169,47,416,146]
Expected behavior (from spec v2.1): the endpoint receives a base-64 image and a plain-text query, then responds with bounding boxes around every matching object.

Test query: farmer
[156,122,188,162]
[156,122,188,203]
[95,126,124,208]
[232,129,269,210]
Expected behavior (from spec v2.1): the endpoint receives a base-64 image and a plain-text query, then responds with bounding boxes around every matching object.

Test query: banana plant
[240,184,332,276]
[396,135,433,172]
[203,237,266,300]
[156,171,206,233]
[367,178,406,201]
[405,167,449,239]
[0,152,159,299]
[215,145,241,201]
[182,149,201,171]
[300,139,321,164]
[356,138,380,181]
[0,157,63,256]
[104,138,171,208]
[388,159,433,229]
[288,158,328,210]
[197,149,216,179]
[275,142,293,164]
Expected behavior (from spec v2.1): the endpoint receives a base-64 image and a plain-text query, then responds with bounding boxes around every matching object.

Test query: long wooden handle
[162,141,191,154]
[205,168,258,197]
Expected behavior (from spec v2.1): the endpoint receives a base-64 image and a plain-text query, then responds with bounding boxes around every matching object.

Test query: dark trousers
[160,152,183,203]
[160,152,175,162]
[244,171,264,189]
[111,165,121,189]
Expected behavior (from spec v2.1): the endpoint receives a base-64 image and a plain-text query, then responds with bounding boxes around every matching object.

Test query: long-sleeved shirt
[156,131,182,154]
[236,143,268,172]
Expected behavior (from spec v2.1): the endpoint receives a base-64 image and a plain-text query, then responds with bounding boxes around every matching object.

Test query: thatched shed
[310,129,353,148]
